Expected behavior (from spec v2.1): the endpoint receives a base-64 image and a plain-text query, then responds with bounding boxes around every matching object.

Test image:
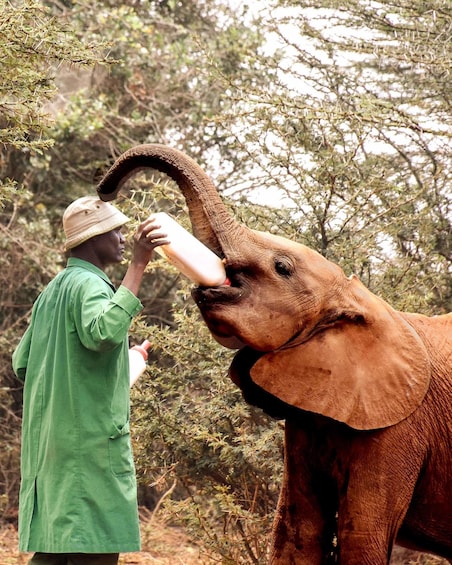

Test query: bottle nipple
[132,339,151,361]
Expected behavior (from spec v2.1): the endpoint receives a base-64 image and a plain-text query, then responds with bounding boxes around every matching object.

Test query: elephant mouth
[191,272,251,347]
[191,271,249,307]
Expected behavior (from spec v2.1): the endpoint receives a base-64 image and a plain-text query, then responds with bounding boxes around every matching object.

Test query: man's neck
[69,248,105,271]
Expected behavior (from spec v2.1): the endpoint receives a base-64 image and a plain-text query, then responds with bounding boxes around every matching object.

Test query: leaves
[0,0,108,151]
[209,0,452,313]
[1,1,451,562]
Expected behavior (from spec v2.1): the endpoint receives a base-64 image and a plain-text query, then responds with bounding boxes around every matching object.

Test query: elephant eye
[274,256,294,277]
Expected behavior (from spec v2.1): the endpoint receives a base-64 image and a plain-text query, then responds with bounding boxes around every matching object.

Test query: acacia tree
[209,0,452,314]
[2,0,451,563]
[1,1,281,561]
[0,0,106,147]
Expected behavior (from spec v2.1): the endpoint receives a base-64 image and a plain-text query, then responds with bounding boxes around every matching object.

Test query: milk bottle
[128,339,151,387]
[150,212,228,287]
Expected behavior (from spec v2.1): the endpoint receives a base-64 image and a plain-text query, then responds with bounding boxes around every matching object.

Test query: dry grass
[0,517,448,565]
[391,546,449,565]
[0,516,207,565]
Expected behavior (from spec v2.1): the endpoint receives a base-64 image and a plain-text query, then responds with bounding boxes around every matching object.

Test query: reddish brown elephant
[97,144,452,564]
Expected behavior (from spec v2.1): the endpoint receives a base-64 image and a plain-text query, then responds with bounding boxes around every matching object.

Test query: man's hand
[131,217,169,267]
[121,218,169,296]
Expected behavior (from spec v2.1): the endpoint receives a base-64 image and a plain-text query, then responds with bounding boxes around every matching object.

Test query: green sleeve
[12,324,33,382]
[73,281,142,352]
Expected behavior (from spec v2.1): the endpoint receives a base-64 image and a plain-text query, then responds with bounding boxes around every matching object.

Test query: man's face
[90,227,126,267]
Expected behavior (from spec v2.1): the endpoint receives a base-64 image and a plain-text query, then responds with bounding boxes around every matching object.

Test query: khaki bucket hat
[63,196,129,251]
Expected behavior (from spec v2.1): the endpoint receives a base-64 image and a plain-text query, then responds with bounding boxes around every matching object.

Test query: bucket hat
[63,196,129,251]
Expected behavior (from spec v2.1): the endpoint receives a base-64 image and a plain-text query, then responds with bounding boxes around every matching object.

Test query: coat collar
[66,257,116,291]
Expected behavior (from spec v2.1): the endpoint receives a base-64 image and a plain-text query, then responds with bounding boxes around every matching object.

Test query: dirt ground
[0,517,210,565]
[1,519,448,565]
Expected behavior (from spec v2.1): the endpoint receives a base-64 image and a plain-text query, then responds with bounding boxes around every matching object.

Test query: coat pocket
[108,422,135,476]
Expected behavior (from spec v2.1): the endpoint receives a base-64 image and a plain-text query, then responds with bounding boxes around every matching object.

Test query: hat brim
[64,211,129,251]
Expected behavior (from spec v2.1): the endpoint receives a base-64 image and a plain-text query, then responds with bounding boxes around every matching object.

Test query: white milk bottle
[150,212,228,287]
[128,339,151,387]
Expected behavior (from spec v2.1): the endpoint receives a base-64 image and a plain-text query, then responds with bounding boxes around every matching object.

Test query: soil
[0,516,210,565]
[0,518,448,564]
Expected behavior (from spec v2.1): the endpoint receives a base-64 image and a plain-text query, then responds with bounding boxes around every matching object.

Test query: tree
[209,0,452,314]
[0,0,107,167]
[1,1,282,561]
[1,1,451,563]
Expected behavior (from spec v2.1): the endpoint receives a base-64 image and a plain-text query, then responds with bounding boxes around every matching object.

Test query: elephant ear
[249,303,431,430]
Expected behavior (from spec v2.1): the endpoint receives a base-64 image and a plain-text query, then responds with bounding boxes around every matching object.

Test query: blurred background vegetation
[0,0,450,563]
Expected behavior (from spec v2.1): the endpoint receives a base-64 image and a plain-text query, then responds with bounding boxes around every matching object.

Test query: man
[12,196,168,565]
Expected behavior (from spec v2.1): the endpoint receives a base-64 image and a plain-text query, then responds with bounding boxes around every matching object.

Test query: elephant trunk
[97,144,241,258]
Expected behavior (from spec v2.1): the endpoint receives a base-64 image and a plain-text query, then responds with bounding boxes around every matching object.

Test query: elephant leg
[336,508,399,565]
[270,484,337,565]
[335,436,420,565]
[270,423,338,565]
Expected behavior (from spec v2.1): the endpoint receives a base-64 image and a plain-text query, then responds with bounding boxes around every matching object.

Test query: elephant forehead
[249,230,345,277]
[251,230,313,257]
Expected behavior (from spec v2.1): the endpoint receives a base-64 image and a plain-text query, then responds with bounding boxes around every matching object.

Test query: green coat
[12,258,142,553]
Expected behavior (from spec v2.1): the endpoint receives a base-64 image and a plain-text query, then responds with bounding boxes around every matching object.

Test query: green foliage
[1,1,451,562]
[207,0,452,314]
[130,297,282,563]
[0,0,107,151]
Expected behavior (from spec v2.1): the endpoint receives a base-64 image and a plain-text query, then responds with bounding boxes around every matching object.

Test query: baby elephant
[97,143,452,564]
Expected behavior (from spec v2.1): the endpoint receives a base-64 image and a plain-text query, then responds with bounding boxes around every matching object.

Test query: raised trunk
[97,144,240,257]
